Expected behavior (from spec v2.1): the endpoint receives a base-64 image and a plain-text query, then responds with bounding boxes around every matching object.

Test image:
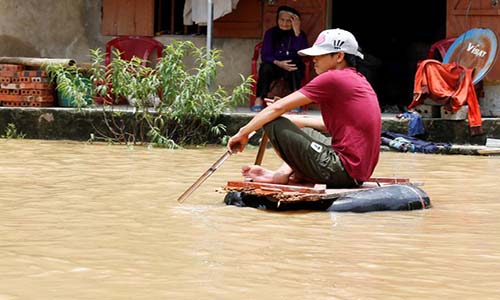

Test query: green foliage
[2,123,26,139]
[45,40,253,148]
[146,40,253,146]
[45,63,92,110]
[88,48,109,98]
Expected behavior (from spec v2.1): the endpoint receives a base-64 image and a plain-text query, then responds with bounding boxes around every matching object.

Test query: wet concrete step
[1,106,500,155]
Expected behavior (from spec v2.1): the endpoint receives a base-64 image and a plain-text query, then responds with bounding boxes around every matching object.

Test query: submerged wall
[1,107,500,146]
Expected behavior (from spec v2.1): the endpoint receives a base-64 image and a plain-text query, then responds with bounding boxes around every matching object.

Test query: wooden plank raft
[222,177,413,203]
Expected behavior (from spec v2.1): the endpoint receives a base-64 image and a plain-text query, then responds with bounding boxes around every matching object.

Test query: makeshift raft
[222,177,431,213]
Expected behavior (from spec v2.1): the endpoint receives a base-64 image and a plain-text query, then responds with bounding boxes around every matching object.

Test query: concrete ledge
[381,145,500,156]
[227,110,500,146]
[0,106,103,141]
[1,106,500,154]
[381,117,497,145]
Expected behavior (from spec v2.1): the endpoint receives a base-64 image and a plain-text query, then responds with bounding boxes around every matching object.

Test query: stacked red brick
[0,64,54,107]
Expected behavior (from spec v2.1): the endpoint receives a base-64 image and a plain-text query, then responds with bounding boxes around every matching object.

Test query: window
[102,0,261,38]
[155,0,207,36]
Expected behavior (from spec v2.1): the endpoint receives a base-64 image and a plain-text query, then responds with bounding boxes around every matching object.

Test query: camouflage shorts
[263,117,359,188]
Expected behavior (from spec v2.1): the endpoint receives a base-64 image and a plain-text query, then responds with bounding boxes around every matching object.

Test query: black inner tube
[224,184,431,213]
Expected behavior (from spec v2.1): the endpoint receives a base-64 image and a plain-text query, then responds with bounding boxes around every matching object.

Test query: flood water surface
[0,139,499,300]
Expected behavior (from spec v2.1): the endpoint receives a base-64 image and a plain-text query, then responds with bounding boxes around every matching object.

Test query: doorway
[331,1,447,112]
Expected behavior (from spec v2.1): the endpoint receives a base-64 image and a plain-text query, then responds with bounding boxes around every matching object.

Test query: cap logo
[314,33,326,46]
[333,40,345,50]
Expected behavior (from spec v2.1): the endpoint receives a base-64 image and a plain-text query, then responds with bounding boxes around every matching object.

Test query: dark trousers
[263,117,359,188]
[255,60,305,99]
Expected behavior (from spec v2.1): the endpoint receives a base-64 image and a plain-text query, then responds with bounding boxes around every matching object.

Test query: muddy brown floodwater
[0,139,499,300]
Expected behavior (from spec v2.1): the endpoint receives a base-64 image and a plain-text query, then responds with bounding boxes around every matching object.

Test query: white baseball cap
[298,28,364,59]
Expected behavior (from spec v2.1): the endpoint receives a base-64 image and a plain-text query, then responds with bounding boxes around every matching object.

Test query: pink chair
[105,36,164,66]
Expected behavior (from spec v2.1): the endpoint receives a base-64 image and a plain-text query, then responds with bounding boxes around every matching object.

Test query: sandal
[251,104,263,112]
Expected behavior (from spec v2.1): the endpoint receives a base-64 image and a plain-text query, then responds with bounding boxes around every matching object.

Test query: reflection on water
[0,139,499,300]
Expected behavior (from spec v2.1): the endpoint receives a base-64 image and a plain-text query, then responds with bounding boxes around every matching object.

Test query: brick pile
[0,64,54,107]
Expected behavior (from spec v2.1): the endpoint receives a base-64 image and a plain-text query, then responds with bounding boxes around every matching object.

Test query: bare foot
[288,171,314,185]
[241,165,290,184]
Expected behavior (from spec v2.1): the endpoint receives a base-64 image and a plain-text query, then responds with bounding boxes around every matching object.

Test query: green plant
[45,63,93,110]
[2,123,26,139]
[46,40,253,148]
[146,41,253,146]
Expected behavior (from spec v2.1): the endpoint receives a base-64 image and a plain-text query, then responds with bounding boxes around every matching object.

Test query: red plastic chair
[426,37,456,61]
[105,36,165,66]
[97,36,165,105]
[250,42,311,110]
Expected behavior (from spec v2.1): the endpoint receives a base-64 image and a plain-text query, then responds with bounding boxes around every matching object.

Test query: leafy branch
[45,40,253,148]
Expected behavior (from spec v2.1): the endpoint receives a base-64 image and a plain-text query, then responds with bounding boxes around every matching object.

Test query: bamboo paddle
[177,131,256,203]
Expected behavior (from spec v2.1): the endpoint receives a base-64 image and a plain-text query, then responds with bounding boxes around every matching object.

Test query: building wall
[0,0,257,92]
[155,36,259,92]
[3,0,498,112]
[0,0,103,61]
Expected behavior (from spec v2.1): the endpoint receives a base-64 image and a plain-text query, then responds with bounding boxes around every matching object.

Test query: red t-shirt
[299,67,381,181]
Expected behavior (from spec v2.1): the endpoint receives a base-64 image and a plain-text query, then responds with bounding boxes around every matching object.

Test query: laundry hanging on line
[183,0,240,25]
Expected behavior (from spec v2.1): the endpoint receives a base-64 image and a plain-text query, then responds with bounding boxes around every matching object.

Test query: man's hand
[227,131,253,154]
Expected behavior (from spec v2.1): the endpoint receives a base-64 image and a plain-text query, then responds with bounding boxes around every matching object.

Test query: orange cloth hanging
[408,59,483,135]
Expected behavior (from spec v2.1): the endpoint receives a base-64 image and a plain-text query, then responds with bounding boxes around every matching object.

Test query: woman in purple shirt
[252,5,308,112]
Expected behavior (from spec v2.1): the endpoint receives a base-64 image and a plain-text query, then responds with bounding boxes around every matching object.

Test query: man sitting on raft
[227,28,381,188]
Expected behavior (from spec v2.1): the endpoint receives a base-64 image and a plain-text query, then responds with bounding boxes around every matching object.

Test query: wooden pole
[254,132,269,166]
[177,131,256,203]
[177,149,232,203]
[0,57,76,67]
